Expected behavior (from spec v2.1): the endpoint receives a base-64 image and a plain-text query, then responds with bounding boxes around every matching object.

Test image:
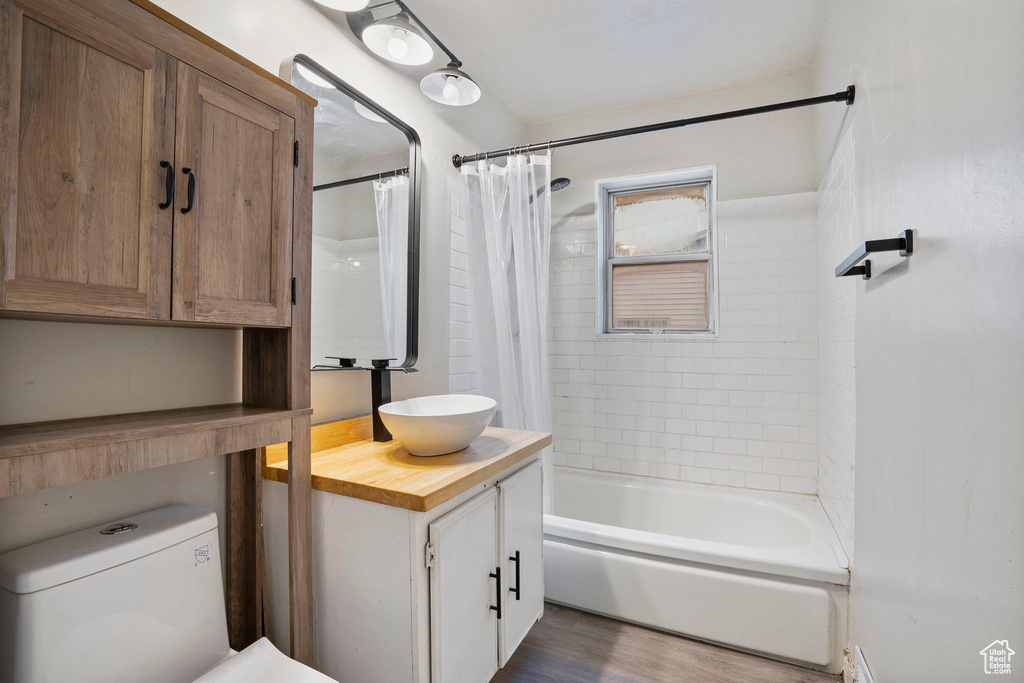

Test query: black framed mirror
[286,54,420,371]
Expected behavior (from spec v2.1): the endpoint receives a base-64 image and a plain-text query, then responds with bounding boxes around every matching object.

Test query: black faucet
[370,359,418,442]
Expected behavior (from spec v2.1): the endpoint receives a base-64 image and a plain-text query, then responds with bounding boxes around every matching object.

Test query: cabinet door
[498,459,544,665]
[172,64,293,326]
[1,1,175,319]
[429,488,499,683]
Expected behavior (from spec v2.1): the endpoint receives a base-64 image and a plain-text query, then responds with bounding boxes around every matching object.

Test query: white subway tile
[711,469,746,487]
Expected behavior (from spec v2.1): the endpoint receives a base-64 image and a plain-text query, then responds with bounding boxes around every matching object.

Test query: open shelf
[0,403,313,497]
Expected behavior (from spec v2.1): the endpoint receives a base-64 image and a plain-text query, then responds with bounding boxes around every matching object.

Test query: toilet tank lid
[0,504,218,595]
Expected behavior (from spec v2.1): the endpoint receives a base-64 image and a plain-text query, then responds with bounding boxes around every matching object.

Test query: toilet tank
[0,505,231,683]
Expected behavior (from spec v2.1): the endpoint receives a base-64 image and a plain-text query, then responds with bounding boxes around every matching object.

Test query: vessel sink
[378,394,497,456]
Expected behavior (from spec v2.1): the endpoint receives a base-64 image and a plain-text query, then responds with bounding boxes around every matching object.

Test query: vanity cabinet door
[497,460,545,665]
[1,0,175,319]
[429,488,500,683]
[172,64,293,327]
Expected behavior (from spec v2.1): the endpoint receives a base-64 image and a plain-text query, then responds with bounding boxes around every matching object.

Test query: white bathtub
[544,468,849,672]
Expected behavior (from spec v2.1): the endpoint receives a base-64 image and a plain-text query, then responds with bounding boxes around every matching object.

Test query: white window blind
[611,261,709,330]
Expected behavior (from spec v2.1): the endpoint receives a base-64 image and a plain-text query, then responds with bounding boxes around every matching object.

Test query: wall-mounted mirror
[286,55,420,371]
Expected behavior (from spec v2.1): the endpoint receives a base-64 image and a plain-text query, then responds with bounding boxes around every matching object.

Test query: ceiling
[405,0,830,122]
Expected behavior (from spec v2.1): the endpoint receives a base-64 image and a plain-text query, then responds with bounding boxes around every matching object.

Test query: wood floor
[492,603,840,683]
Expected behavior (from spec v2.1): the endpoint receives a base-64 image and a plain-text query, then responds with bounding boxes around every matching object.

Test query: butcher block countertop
[263,417,551,512]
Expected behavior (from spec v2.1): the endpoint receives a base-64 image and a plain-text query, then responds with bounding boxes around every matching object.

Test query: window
[597,167,717,336]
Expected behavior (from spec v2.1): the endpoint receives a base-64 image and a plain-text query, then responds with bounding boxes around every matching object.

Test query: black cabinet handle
[489,566,502,619]
[180,167,195,214]
[159,161,174,209]
[508,551,521,601]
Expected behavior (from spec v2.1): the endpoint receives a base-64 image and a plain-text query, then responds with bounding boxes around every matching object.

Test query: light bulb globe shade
[361,13,433,66]
[421,66,481,106]
[312,0,370,10]
[295,62,335,89]
[387,35,409,59]
[442,77,460,102]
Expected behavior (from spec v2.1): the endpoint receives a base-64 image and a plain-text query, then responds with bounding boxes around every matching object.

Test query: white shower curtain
[462,153,554,510]
[373,175,409,361]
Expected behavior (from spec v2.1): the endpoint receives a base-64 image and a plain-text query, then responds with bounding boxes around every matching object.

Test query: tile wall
[817,125,857,556]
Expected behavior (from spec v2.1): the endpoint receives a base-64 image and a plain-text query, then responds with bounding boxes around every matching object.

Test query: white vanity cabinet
[429,460,544,682]
[262,426,551,683]
[496,460,545,664]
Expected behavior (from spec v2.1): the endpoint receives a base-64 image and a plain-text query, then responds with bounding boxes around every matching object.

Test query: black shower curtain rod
[313,167,409,192]
[452,85,855,169]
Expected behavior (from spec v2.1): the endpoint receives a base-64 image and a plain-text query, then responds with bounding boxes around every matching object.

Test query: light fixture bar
[453,86,856,167]
[391,0,462,67]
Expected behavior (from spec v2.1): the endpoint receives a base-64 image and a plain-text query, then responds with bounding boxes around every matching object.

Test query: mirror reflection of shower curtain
[461,153,554,510]
[373,175,409,360]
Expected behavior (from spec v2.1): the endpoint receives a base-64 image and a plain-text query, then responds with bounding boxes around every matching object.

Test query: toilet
[0,504,333,683]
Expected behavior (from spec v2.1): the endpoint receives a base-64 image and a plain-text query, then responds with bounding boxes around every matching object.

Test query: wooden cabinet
[1,0,296,327]
[172,65,293,327]
[1,0,175,319]
[0,0,317,663]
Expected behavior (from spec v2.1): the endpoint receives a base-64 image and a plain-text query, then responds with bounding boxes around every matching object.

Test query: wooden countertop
[263,426,551,512]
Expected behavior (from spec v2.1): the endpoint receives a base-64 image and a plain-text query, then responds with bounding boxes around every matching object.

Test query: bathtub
[544,468,849,672]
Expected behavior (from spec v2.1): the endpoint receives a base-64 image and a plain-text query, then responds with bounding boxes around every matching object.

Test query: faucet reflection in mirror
[287,55,420,371]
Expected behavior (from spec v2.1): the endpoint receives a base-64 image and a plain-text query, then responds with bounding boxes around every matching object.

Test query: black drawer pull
[159,161,174,209]
[181,167,195,214]
[489,566,502,619]
[509,551,521,601]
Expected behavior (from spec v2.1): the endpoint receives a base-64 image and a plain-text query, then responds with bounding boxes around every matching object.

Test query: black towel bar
[835,229,914,280]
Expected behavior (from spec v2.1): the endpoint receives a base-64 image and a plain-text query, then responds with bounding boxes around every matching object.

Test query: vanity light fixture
[361,12,434,66]
[312,0,371,11]
[420,62,481,106]
[345,0,482,106]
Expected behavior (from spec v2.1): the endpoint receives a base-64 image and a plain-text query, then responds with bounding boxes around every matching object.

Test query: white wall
[813,1,1024,680]
[0,0,524,558]
[531,71,817,211]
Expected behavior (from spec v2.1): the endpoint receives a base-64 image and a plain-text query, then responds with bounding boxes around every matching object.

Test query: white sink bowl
[378,394,497,456]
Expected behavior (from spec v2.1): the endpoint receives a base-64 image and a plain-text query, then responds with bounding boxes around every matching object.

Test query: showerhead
[531,176,572,204]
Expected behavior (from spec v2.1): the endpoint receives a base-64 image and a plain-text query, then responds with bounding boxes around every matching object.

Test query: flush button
[100,522,138,535]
